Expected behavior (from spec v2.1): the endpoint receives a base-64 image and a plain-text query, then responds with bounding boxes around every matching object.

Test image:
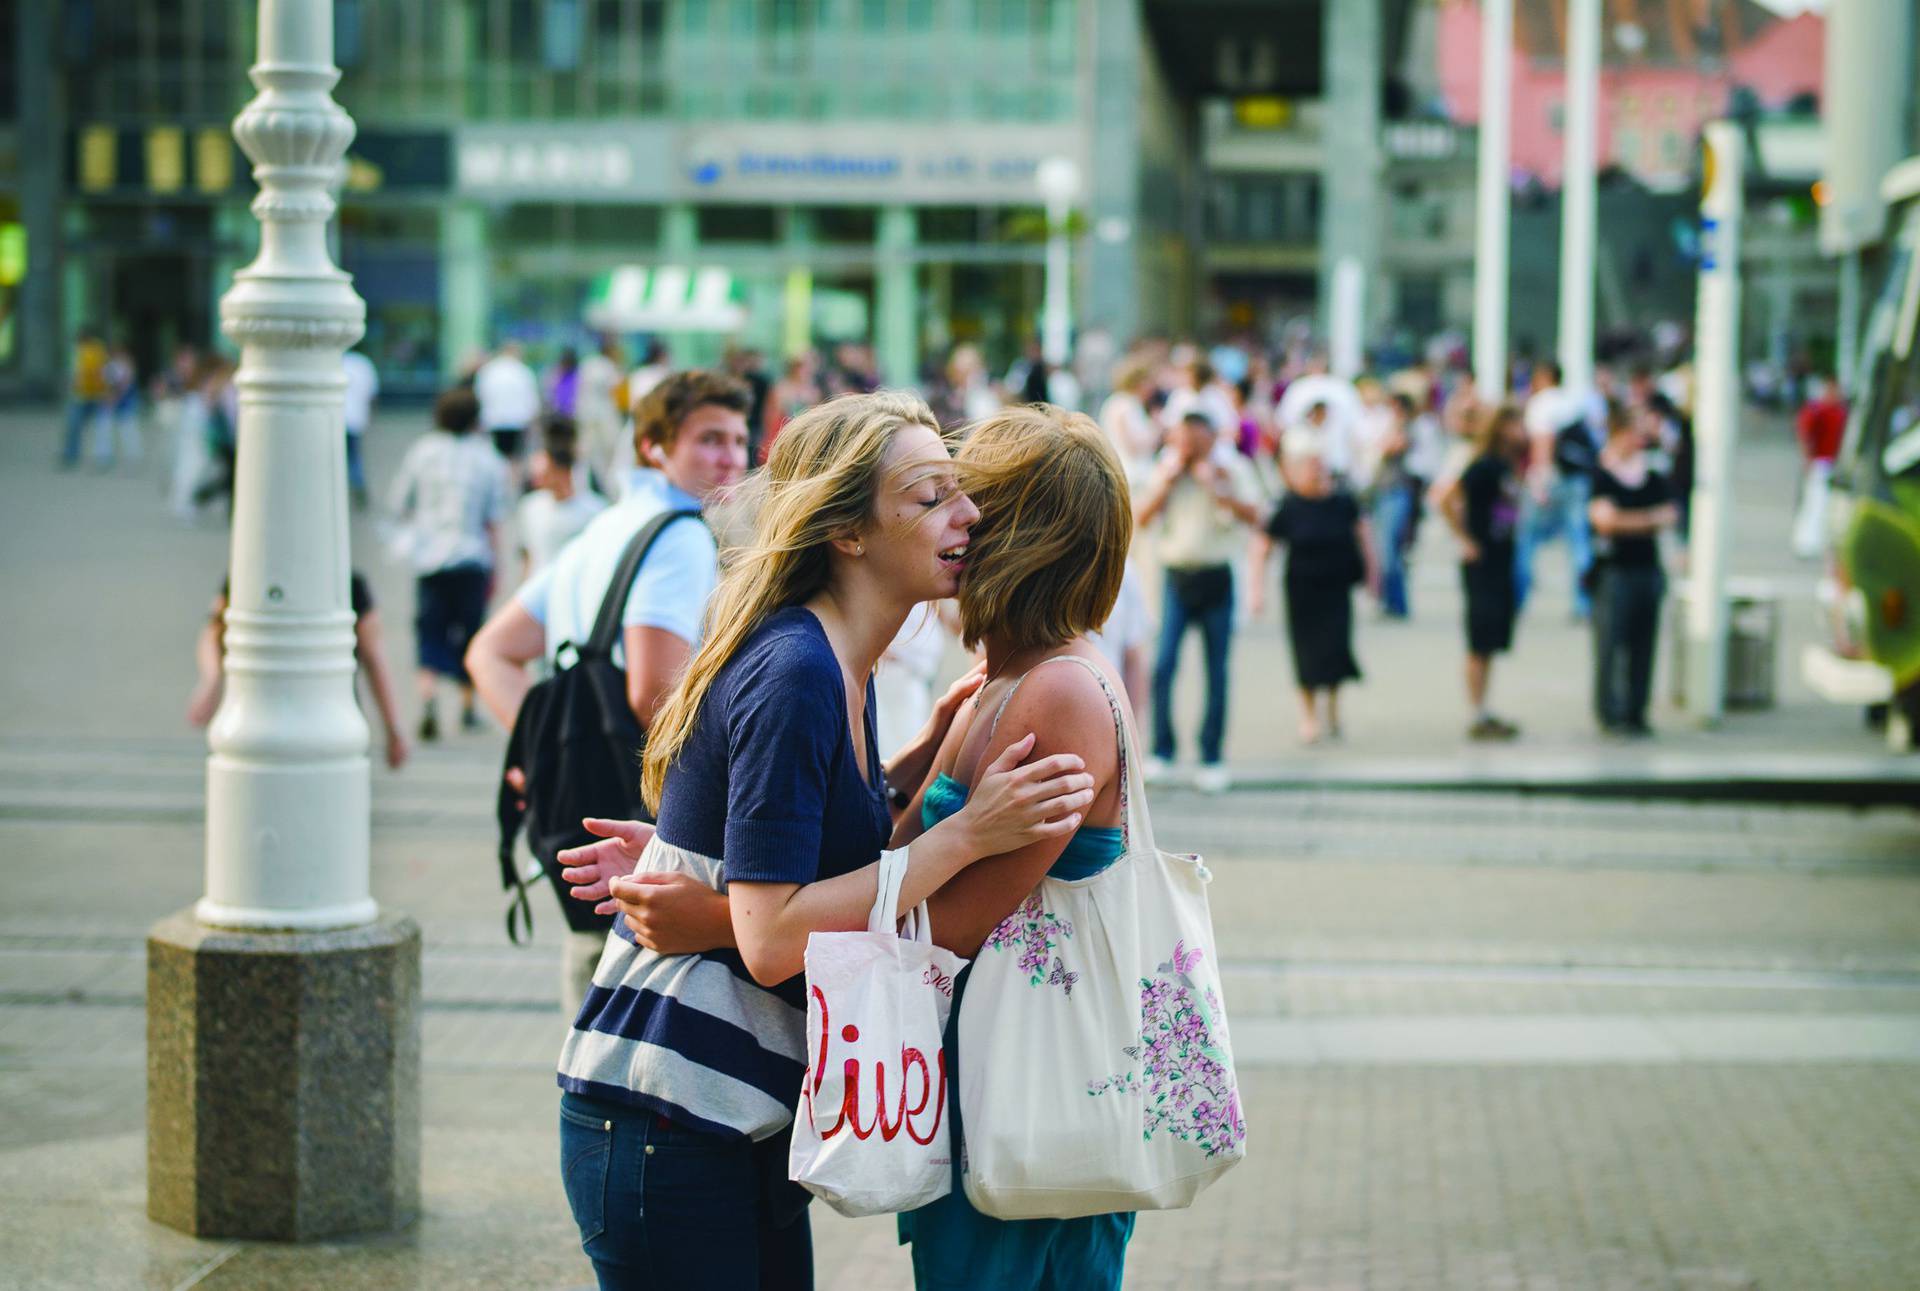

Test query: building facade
[3,0,1192,399]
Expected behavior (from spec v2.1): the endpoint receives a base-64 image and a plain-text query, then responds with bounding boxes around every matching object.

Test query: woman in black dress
[1251,432,1376,743]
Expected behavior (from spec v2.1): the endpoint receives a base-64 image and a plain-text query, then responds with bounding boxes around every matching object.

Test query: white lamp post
[204,0,372,930]
[1472,0,1514,398]
[1557,0,1600,397]
[148,0,419,1241]
[1685,121,1745,725]
[1037,156,1080,368]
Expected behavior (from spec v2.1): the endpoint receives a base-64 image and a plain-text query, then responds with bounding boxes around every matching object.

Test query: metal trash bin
[1668,578,1780,710]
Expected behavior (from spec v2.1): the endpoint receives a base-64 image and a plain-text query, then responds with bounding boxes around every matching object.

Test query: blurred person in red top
[1792,375,1847,558]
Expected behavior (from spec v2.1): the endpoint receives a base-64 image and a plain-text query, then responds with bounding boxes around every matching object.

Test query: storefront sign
[676,125,1083,204]
[455,124,675,200]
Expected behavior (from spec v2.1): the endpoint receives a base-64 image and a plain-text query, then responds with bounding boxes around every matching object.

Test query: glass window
[543,0,582,71]
[697,205,778,242]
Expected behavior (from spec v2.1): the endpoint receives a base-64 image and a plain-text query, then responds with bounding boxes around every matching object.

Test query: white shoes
[1143,756,1175,785]
[1193,764,1233,795]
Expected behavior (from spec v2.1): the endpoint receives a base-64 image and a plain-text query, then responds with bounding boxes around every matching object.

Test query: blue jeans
[1515,471,1592,618]
[61,400,103,465]
[559,1093,812,1291]
[1151,570,1234,765]
[1371,483,1414,618]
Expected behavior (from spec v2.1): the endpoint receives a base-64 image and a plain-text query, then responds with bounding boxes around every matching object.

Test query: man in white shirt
[466,371,751,1012]
[386,387,512,740]
[1133,412,1265,792]
[474,341,542,463]
[342,348,378,509]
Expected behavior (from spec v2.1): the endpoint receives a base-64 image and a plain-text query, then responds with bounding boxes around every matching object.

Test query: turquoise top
[898,771,1135,1289]
[921,772,1124,877]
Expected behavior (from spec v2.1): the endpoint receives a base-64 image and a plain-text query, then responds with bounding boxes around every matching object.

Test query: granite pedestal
[147,910,421,1240]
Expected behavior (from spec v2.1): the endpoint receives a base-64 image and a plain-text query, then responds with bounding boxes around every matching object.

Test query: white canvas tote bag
[956,656,1247,1220]
[789,845,969,1217]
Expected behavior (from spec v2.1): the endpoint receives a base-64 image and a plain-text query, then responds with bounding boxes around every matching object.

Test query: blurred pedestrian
[546,346,581,419]
[1792,374,1846,559]
[59,326,109,469]
[1134,411,1265,790]
[1435,404,1527,741]
[188,357,239,518]
[475,340,541,464]
[1087,559,1151,728]
[874,602,958,760]
[101,341,143,469]
[575,336,625,493]
[342,346,378,510]
[188,573,409,770]
[1588,399,1677,736]
[387,387,511,741]
[1252,431,1372,743]
[515,416,606,584]
[1367,393,1418,619]
[761,352,820,464]
[1516,360,1596,619]
[1097,357,1161,483]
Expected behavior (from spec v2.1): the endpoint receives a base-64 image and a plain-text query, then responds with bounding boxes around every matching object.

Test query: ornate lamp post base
[147,911,422,1240]
[146,0,421,1242]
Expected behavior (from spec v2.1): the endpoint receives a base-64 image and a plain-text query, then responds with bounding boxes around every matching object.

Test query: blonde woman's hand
[609,872,735,955]
[559,817,657,914]
[956,733,1093,858]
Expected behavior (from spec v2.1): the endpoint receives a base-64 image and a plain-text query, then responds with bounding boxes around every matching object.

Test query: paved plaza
[2,408,1918,1288]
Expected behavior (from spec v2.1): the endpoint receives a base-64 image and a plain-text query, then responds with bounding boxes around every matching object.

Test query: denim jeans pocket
[559,1101,613,1246]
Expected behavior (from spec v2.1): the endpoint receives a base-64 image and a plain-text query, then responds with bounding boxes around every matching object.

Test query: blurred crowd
[59,312,1843,777]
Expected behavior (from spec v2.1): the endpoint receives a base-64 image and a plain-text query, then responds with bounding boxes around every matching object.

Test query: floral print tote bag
[955,656,1247,1220]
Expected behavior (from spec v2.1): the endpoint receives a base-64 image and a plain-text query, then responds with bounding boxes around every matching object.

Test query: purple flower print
[985,893,1076,995]
[1087,940,1247,1160]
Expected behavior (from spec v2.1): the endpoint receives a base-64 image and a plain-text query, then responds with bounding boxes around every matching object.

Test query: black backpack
[1552,413,1599,478]
[495,507,703,944]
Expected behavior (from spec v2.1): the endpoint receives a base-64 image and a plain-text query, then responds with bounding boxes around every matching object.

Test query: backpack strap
[982,654,1149,853]
[582,507,704,658]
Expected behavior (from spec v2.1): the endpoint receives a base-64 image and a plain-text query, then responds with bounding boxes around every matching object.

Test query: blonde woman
[551,392,1095,1291]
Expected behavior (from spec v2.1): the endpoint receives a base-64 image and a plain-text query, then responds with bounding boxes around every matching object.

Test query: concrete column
[149,0,419,1240]
[1472,0,1513,397]
[1084,0,1142,349]
[874,205,917,386]
[439,203,489,378]
[781,207,814,361]
[1556,0,1600,396]
[15,0,62,396]
[662,202,699,260]
[1319,0,1382,367]
[1684,121,1745,726]
[1038,159,1080,367]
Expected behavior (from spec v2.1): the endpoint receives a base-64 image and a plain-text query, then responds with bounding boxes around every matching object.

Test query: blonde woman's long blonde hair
[640,390,942,811]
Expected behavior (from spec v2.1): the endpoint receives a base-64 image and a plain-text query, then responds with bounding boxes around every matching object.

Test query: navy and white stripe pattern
[556,836,806,1141]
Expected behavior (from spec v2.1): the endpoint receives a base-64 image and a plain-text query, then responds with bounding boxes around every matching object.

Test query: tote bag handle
[867,846,936,943]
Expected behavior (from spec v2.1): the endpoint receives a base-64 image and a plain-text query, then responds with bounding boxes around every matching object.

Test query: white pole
[1557,0,1600,396]
[1038,158,1079,368]
[1329,256,1365,380]
[1685,121,1744,726]
[200,0,373,929]
[1472,0,1513,398]
[1837,250,1861,395]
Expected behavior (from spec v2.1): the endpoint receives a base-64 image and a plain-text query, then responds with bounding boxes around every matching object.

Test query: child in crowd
[189,574,409,770]
[514,415,606,583]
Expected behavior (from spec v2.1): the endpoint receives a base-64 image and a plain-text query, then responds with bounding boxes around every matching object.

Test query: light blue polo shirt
[516,469,715,667]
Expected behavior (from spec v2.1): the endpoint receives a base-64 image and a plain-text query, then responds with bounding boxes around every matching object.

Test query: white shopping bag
[958,655,1247,1220]
[789,846,969,1217]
